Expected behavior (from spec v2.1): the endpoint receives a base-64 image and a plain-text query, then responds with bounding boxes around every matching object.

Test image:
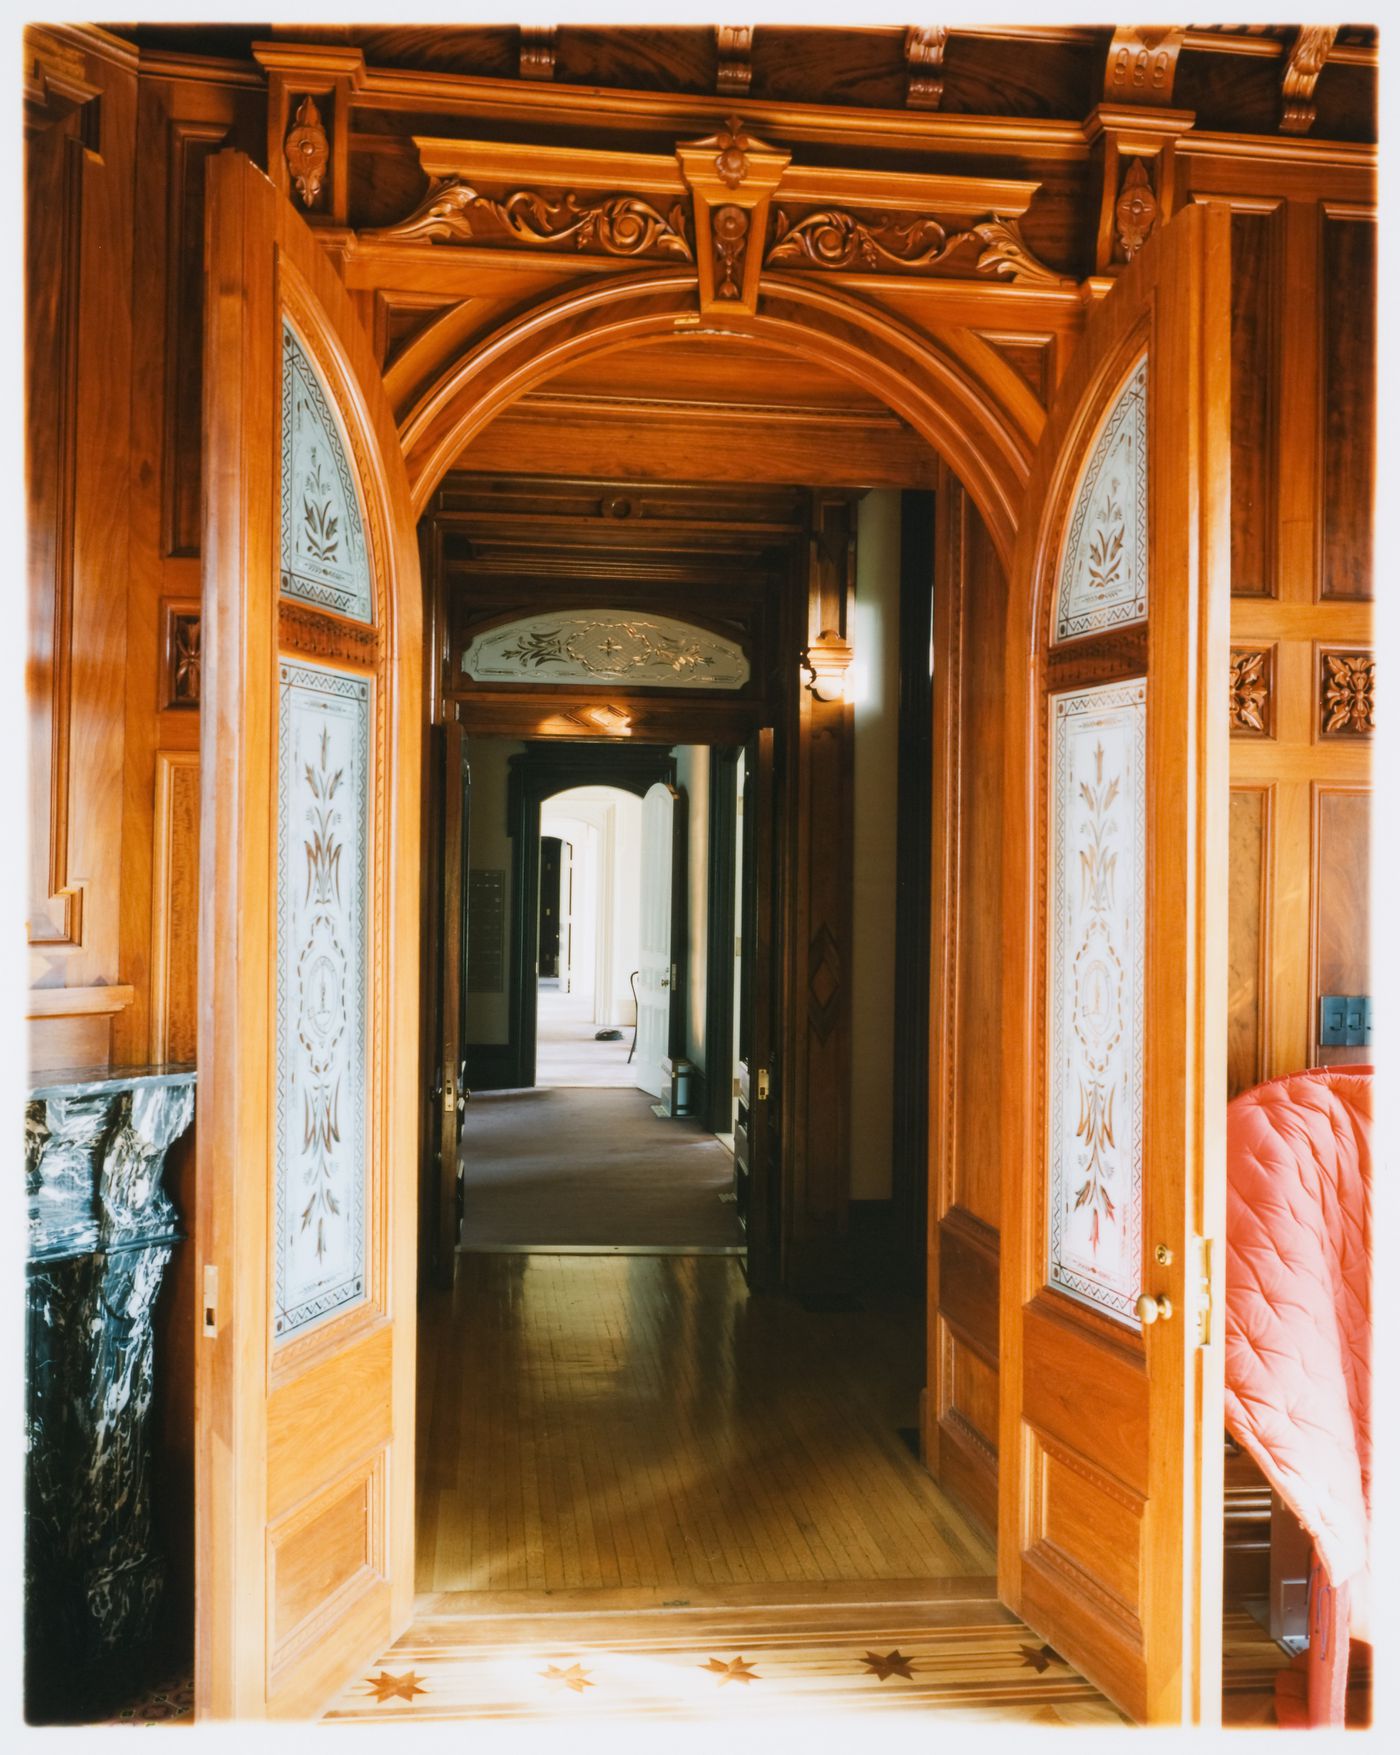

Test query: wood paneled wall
[1179,148,1375,1606]
[1180,154,1374,1096]
[25,27,140,1071]
[114,61,263,1069]
[924,465,1010,1539]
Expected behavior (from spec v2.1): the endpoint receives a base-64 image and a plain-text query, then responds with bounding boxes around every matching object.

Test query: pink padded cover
[1223,1067,1372,1633]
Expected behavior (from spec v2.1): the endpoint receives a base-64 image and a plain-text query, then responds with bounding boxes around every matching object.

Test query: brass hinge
[202,1264,219,1338]
[1194,1235,1215,1348]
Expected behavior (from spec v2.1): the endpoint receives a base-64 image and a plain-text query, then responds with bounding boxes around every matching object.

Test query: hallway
[459,1087,745,1251]
[415,1253,992,1594]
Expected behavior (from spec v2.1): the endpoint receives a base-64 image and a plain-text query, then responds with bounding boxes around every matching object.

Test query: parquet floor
[415,1253,995,1594]
[324,1581,1128,1725]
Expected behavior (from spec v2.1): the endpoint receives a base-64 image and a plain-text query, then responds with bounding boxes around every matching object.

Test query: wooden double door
[197,152,1229,1723]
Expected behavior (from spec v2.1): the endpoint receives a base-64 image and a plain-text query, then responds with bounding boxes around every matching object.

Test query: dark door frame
[504,741,677,1090]
[702,745,742,1135]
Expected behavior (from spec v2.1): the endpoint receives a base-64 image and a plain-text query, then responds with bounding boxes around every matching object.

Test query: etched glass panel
[275,661,370,1340]
[1054,355,1148,644]
[280,320,373,623]
[1047,679,1146,1325]
[460,611,750,689]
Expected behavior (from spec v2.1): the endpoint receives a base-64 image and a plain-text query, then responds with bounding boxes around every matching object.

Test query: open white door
[197,153,421,1718]
[998,201,1230,1724]
[634,780,677,1099]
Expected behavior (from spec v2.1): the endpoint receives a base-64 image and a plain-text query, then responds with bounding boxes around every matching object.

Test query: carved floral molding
[373,181,694,261]
[1319,649,1374,737]
[365,119,1072,311]
[1228,648,1272,738]
[766,208,1068,285]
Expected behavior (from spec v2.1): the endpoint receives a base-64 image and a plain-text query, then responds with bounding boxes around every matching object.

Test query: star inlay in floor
[861,1650,916,1681]
[362,1670,427,1704]
[539,1662,595,1693]
[700,1655,760,1685]
[1017,1643,1065,1674]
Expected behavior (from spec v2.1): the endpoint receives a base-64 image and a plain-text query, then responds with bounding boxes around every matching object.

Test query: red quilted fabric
[1223,1067,1372,1634]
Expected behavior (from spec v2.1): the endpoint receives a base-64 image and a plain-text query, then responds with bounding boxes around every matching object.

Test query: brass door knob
[1135,1292,1174,1325]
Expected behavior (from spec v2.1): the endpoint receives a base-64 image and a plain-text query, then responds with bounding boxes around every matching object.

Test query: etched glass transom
[461,611,750,689]
[1053,355,1148,645]
[280,320,373,623]
[1046,678,1146,1326]
[275,661,371,1340]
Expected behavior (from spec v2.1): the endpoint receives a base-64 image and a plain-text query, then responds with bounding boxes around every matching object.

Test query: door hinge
[202,1264,219,1338]
[1194,1235,1215,1349]
[756,1067,770,1102]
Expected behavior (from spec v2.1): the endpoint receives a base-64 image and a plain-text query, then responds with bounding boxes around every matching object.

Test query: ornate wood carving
[1228,649,1272,738]
[1103,26,1184,105]
[711,204,748,300]
[519,27,556,82]
[1319,650,1374,737]
[161,602,202,710]
[368,178,694,261]
[766,208,1070,286]
[716,27,753,97]
[905,26,948,111]
[675,117,789,316]
[1280,26,1338,135]
[694,115,764,191]
[1114,159,1158,262]
[279,601,379,666]
[284,95,329,209]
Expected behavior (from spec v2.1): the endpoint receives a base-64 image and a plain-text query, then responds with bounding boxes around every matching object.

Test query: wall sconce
[802,629,854,703]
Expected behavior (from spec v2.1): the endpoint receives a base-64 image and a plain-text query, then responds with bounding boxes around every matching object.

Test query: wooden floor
[324,1580,1128,1726]
[415,1252,995,1594]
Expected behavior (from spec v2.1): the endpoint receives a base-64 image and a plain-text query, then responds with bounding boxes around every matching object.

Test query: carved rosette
[285,95,329,208]
[1115,159,1159,261]
[161,603,201,710]
[1229,649,1272,737]
[1319,650,1374,737]
[369,179,694,262]
[766,208,1071,287]
[704,115,758,190]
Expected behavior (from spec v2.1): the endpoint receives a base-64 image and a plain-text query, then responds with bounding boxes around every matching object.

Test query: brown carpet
[459,1087,745,1250]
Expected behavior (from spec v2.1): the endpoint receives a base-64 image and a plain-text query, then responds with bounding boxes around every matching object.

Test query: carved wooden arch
[392,266,1045,568]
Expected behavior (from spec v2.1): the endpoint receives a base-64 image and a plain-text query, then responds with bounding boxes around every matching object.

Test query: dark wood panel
[1228,209,1280,600]
[164,123,230,557]
[938,1208,999,1363]
[1227,786,1269,1098]
[952,514,1007,1226]
[1320,215,1375,602]
[1312,785,1371,1067]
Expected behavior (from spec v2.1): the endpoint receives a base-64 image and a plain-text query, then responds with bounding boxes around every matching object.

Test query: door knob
[1135,1292,1174,1325]
[660,976,670,988]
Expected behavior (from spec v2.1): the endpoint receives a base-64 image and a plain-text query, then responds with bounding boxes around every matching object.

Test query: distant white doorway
[537,785,643,1088]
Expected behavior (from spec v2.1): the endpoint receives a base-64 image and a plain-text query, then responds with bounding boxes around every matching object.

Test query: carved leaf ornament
[381,178,694,261]
[766,209,1069,286]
